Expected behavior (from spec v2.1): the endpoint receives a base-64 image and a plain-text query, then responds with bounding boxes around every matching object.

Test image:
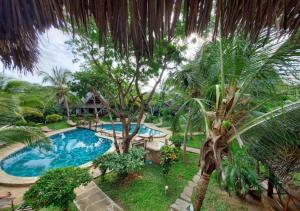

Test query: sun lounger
[40,126,52,132]
[67,120,77,127]
[0,141,6,147]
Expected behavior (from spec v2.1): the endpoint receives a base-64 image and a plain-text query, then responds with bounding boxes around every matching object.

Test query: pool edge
[0,127,115,186]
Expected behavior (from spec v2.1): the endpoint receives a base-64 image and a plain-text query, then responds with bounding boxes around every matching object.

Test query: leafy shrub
[15,119,27,126]
[170,134,183,148]
[220,147,262,198]
[161,108,173,121]
[160,146,179,176]
[146,115,156,123]
[94,148,145,179]
[43,102,63,116]
[24,167,91,210]
[22,108,44,123]
[46,114,63,123]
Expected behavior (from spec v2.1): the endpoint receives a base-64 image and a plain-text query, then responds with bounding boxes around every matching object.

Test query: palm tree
[167,65,203,162]
[39,67,72,120]
[175,32,300,210]
[0,75,46,145]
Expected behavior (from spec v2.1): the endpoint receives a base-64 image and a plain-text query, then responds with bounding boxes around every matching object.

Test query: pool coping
[98,122,167,138]
[0,127,116,186]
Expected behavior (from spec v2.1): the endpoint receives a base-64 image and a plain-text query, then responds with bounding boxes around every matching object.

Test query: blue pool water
[99,123,163,136]
[0,128,112,177]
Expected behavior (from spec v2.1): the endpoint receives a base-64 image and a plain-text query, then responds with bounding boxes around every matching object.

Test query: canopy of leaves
[24,167,91,209]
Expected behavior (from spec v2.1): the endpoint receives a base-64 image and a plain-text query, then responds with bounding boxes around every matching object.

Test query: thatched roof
[1,0,300,72]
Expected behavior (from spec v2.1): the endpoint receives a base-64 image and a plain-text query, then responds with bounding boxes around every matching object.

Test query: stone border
[0,127,115,186]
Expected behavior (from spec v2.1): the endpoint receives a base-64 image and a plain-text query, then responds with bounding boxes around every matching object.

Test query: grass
[200,173,248,211]
[96,151,247,211]
[96,152,199,211]
[186,134,205,149]
[292,172,300,186]
[45,120,69,130]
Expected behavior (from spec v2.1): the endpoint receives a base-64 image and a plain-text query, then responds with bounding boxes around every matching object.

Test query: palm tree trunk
[183,109,192,162]
[64,96,70,120]
[194,173,211,211]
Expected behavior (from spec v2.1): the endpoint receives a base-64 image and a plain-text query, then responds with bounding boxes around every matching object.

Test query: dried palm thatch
[1,0,300,72]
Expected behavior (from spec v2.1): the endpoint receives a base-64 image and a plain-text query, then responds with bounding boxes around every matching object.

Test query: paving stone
[175,198,190,210]
[86,200,109,211]
[183,186,193,197]
[75,181,123,211]
[76,187,99,200]
[170,203,180,211]
[192,175,200,183]
[187,181,196,188]
[180,192,191,202]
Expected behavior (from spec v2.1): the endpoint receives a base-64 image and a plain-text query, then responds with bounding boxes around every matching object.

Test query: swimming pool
[98,123,164,136]
[0,128,112,177]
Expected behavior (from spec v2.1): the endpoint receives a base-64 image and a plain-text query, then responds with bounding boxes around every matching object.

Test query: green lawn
[96,152,199,211]
[186,134,205,149]
[96,151,247,211]
[45,120,69,130]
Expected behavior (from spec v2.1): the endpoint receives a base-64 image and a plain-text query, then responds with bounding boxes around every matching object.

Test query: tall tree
[39,67,72,120]
[176,33,300,210]
[68,20,183,153]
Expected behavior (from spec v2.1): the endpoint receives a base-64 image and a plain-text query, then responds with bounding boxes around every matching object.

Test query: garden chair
[40,126,52,132]
[67,120,76,127]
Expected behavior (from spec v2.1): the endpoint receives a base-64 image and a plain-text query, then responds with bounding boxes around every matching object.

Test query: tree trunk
[108,113,120,153]
[93,95,99,121]
[64,96,70,120]
[183,109,192,163]
[267,179,274,198]
[194,173,211,211]
[256,161,260,175]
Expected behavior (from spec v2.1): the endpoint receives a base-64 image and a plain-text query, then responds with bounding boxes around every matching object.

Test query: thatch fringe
[0,0,300,72]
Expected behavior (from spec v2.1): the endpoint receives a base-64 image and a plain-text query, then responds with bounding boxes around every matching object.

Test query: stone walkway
[170,169,201,211]
[74,181,123,211]
[184,146,200,154]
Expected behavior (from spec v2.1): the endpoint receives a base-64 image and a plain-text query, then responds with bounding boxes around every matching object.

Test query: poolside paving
[74,181,123,211]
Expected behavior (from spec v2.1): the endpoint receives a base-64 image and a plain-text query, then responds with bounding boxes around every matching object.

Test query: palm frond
[0,126,47,146]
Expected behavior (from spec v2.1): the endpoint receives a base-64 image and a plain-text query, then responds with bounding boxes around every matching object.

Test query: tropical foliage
[39,67,73,120]
[94,148,145,179]
[160,146,179,176]
[24,167,91,210]
[169,33,300,209]
[0,75,46,145]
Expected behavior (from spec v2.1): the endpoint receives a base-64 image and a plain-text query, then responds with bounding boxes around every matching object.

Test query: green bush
[146,115,156,123]
[46,114,63,123]
[15,119,27,126]
[24,167,91,210]
[22,108,44,123]
[170,134,183,148]
[220,145,262,198]
[94,148,145,179]
[160,146,179,176]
